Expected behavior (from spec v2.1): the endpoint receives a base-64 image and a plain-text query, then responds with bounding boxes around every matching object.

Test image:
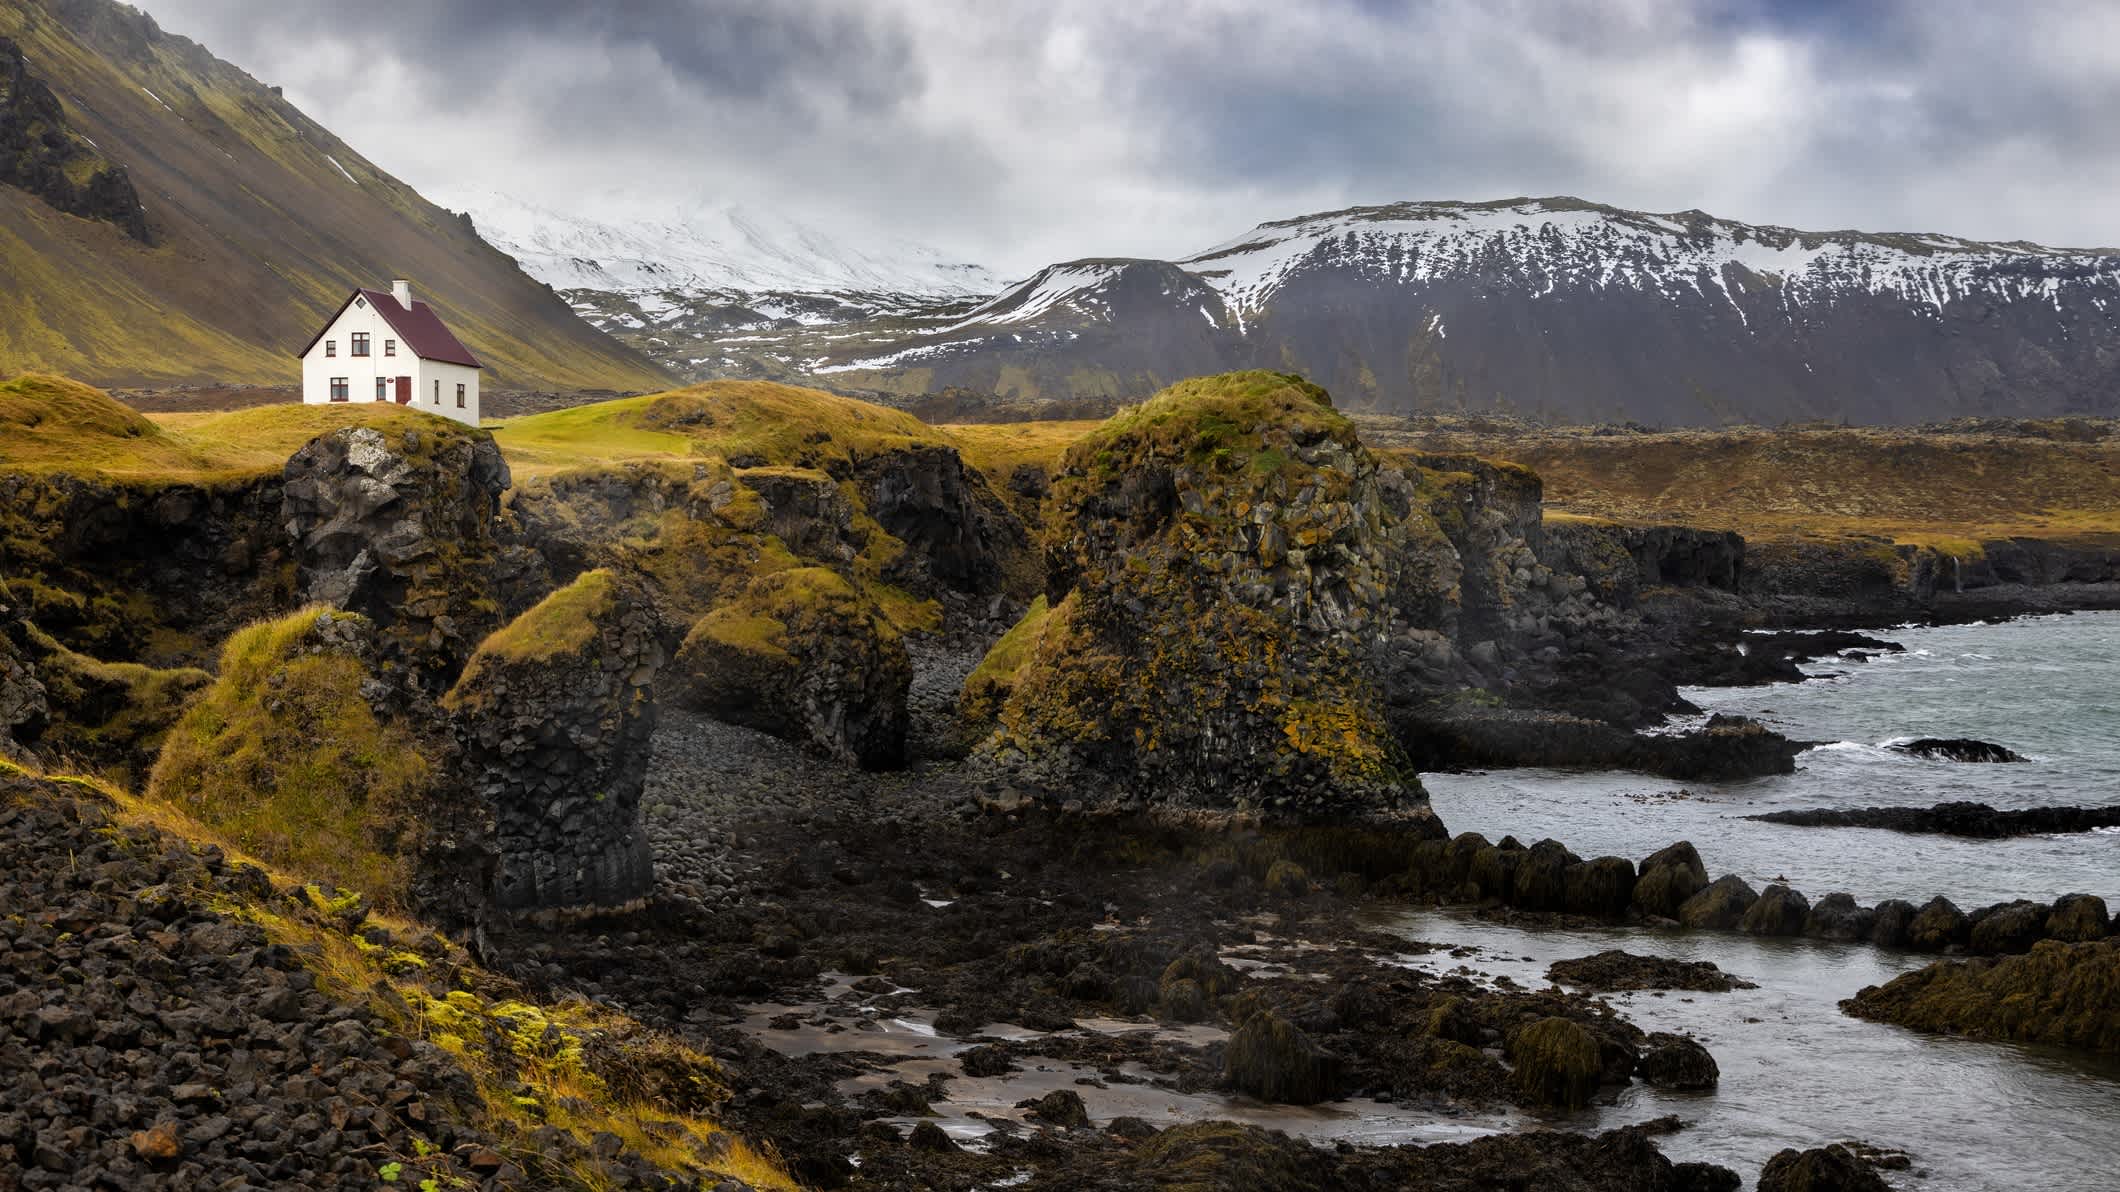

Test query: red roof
[296,287,483,369]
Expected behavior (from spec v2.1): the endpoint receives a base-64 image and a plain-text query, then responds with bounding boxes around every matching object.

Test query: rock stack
[444,569,664,917]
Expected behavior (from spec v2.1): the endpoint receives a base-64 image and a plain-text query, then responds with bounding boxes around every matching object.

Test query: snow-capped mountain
[807,197,2120,425]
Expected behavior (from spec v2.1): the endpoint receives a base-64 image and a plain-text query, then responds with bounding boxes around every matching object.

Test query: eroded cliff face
[976,372,1440,822]
[283,424,542,693]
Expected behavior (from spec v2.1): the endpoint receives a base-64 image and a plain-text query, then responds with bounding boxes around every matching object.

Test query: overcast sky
[138,0,2120,277]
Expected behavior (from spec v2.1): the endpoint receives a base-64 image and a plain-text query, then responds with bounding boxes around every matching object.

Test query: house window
[384,339,396,357]
[456,383,466,408]
[433,379,440,405]
[351,332,370,357]
[324,339,336,357]
[375,378,388,401]
[329,377,349,402]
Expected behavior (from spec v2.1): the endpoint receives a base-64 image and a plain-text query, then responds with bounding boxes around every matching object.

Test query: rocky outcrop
[1399,707,1799,779]
[1223,1011,1341,1105]
[1637,1033,1719,1090]
[443,570,663,918]
[0,577,49,752]
[284,424,519,692]
[978,372,1438,823]
[1546,951,1754,993]
[0,35,151,242]
[855,444,1029,599]
[1842,940,2120,1054]
[671,567,910,769]
[1756,1145,1893,1192]
[1750,800,2119,836]
[1887,737,2026,763]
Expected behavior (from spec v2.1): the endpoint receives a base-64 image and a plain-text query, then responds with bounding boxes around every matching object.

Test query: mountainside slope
[811,198,2120,425]
[0,0,670,391]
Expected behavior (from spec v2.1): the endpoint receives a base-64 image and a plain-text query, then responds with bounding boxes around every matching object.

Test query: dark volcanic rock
[976,373,1440,823]
[1740,885,1812,937]
[2045,894,2112,942]
[1225,1012,1341,1105]
[0,36,151,242]
[1867,900,1917,949]
[1757,1144,1892,1192]
[1967,900,2048,955]
[1633,841,1711,918]
[1803,893,1878,943]
[444,569,663,917]
[1887,737,2026,763]
[1563,856,1637,917]
[1547,951,1755,993]
[1907,896,1971,952]
[1678,875,1759,930]
[673,567,911,769]
[283,423,516,691]
[1637,1033,1720,1090]
[1749,800,2120,837]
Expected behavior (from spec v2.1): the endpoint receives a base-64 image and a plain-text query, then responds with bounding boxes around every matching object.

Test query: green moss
[457,569,613,669]
[24,629,210,777]
[682,567,888,662]
[957,595,1051,725]
[144,608,433,907]
[1134,1121,1314,1192]
[1072,371,1350,482]
[1504,1016,1602,1109]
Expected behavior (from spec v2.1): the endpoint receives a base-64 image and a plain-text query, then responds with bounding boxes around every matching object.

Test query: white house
[297,280,482,426]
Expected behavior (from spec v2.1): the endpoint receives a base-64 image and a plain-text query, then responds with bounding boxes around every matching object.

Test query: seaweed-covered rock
[1637,1033,1720,1090]
[1887,737,2025,763]
[1756,1144,1892,1192]
[1546,951,1754,993]
[1803,893,1876,942]
[1225,1011,1341,1105]
[1841,939,2120,1054]
[1564,855,1637,917]
[2046,894,2111,943]
[673,566,910,768]
[1678,874,1758,930]
[977,373,1439,823]
[1907,896,1970,951]
[1968,900,2048,955]
[1633,841,1710,918]
[283,423,514,691]
[1504,1016,1602,1109]
[444,570,663,917]
[1510,838,1580,911]
[1466,842,1523,901]
[1022,1088,1090,1128]
[1740,884,1812,937]
[1263,859,1312,898]
[1868,899,1916,949]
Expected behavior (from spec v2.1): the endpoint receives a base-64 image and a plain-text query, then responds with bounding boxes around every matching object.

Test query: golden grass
[145,607,431,906]
[445,569,614,706]
[940,419,1101,483]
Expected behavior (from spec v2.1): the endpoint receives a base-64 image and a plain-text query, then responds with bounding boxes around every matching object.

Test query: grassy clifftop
[0,0,668,391]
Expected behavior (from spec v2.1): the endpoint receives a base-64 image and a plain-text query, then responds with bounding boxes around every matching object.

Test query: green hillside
[0,0,670,392]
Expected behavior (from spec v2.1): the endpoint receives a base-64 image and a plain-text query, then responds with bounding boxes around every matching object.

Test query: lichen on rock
[975,372,1438,823]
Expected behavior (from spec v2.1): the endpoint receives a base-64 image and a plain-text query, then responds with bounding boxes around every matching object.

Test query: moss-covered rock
[1564,855,1636,917]
[1841,939,2120,1054]
[1263,858,1312,898]
[1803,892,1877,942]
[1504,1016,1602,1109]
[1740,884,1811,936]
[956,594,1050,732]
[1510,838,1580,910]
[1908,895,1970,951]
[673,566,910,769]
[1132,1121,1315,1192]
[1636,1032,1720,1090]
[1969,899,2050,954]
[1756,1144,1893,1192]
[1678,874,1758,930]
[1868,899,1917,948]
[145,608,436,905]
[1224,1011,1341,1105]
[2046,894,2111,942]
[445,569,664,917]
[1632,841,1709,918]
[978,372,1439,823]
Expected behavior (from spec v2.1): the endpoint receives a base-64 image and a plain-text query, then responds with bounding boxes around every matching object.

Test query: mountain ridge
[0,0,670,392]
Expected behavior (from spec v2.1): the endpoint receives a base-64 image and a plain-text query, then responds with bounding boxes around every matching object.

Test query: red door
[395,376,412,405]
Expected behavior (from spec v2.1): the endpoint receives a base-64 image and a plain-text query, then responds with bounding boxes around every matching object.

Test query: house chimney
[391,279,411,307]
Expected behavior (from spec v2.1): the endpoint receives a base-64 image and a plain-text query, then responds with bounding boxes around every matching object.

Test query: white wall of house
[299,295,481,426]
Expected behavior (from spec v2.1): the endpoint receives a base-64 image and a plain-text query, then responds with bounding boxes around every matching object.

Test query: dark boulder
[1021,1089,1090,1129]
[1511,839,1580,911]
[1636,1033,1719,1090]
[1749,800,2120,837]
[1546,951,1754,993]
[1968,900,2048,955]
[1868,900,1916,949]
[1564,856,1637,917]
[1679,875,1759,930]
[1740,884,1811,937]
[1888,737,2026,763]
[1908,897,1970,951]
[1757,1144,1892,1192]
[1466,843,1523,901]
[2046,894,2111,942]
[1634,841,1710,918]
[1803,893,1877,942]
